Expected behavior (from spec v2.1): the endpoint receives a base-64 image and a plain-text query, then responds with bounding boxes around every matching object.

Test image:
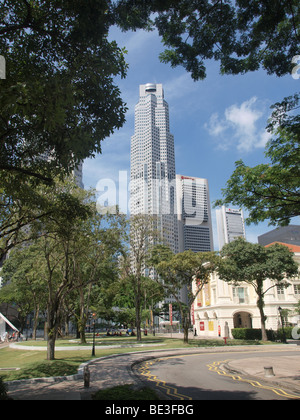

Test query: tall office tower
[130,83,178,253]
[176,175,214,253]
[216,206,246,250]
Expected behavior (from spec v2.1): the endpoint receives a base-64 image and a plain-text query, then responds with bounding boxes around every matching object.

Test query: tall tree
[122,214,160,342]
[149,245,219,343]
[218,237,299,341]
[0,243,47,338]
[113,0,300,80]
[214,93,300,226]
[0,0,127,182]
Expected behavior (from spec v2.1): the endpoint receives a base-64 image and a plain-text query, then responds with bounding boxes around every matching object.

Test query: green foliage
[113,0,300,80]
[149,245,219,343]
[215,94,300,226]
[218,238,299,340]
[0,0,128,181]
[231,328,264,341]
[232,327,295,341]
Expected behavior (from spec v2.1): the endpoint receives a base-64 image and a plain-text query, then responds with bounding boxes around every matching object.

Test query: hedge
[231,327,295,341]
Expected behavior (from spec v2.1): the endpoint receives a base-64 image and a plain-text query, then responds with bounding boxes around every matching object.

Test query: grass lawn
[0,334,276,382]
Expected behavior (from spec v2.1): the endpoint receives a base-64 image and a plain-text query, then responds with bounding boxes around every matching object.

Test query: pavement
[1,336,300,400]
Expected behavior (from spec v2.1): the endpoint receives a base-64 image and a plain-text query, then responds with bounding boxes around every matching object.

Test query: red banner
[169,304,173,326]
[191,304,195,325]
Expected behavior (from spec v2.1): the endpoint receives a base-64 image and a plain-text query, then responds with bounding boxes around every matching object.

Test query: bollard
[83,365,90,388]
[264,366,275,378]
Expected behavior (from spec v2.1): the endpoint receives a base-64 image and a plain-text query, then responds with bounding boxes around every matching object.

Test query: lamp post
[278,307,286,343]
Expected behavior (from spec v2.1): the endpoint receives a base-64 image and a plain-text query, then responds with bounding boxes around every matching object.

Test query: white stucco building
[192,244,300,338]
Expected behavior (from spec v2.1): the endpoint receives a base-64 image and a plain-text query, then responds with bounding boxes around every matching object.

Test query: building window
[277,285,285,300]
[294,284,300,295]
[233,287,248,304]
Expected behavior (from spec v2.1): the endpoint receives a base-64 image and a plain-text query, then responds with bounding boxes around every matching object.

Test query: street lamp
[278,307,286,343]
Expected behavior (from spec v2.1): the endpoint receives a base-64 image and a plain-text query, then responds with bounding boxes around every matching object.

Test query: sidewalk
[226,354,300,392]
[4,341,300,400]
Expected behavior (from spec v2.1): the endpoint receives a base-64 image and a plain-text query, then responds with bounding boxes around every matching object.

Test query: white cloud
[205,97,271,152]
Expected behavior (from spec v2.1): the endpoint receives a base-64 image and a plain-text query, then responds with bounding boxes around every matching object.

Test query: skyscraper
[216,206,246,250]
[130,83,178,252]
[176,175,214,253]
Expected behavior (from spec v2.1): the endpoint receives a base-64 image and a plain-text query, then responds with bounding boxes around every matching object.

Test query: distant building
[176,175,214,253]
[192,243,300,338]
[130,83,178,253]
[258,225,300,247]
[216,206,246,250]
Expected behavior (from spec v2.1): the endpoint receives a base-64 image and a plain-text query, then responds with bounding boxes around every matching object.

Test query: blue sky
[83,26,299,250]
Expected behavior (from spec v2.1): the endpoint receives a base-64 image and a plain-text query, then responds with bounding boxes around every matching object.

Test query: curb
[222,361,300,397]
[5,344,299,391]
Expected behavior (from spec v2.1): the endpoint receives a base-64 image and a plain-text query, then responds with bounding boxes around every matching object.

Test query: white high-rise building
[176,175,214,253]
[216,206,246,250]
[130,83,178,253]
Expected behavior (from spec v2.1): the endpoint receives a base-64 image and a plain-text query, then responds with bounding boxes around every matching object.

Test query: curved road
[135,350,300,400]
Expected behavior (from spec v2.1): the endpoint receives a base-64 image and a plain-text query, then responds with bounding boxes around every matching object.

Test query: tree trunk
[47,334,56,360]
[46,301,60,360]
[32,305,40,340]
[182,312,190,344]
[134,274,142,342]
[79,289,87,344]
[135,292,142,342]
[257,293,268,341]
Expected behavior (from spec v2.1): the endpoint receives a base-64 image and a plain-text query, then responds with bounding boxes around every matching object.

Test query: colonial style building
[192,243,300,338]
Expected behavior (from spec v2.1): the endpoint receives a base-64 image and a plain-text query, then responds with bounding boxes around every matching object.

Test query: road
[135,350,300,400]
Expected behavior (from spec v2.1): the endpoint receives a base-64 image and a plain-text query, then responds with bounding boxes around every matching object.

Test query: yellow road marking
[138,359,192,400]
[206,360,300,400]
[137,352,300,400]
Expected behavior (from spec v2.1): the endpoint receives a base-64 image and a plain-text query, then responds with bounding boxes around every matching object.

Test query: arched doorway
[233,311,253,329]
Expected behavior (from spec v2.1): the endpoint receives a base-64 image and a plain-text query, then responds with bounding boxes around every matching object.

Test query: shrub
[231,328,262,340]
[231,327,295,341]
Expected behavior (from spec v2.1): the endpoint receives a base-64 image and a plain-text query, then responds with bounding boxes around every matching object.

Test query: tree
[214,94,300,226]
[218,238,299,341]
[121,214,160,342]
[0,244,47,338]
[149,245,219,343]
[112,273,165,331]
[0,0,127,182]
[69,211,126,344]
[113,0,300,80]
[0,174,88,262]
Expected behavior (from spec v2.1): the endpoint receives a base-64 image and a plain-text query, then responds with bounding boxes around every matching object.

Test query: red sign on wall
[200,321,205,331]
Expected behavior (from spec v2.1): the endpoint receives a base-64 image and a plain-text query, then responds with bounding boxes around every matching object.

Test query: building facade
[192,245,300,338]
[176,175,214,253]
[130,83,178,253]
[258,225,300,247]
[216,206,246,250]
